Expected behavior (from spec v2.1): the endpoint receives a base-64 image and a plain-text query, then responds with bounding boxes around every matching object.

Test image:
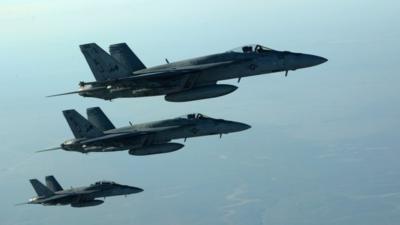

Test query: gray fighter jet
[49,43,327,101]
[19,176,143,207]
[38,107,250,155]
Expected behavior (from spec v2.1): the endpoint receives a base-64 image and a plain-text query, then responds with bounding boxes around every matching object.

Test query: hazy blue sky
[1,0,399,224]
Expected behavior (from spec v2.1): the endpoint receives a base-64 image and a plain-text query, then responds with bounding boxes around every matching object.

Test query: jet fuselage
[61,113,250,153]
[70,44,327,101]
[26,179,142,207]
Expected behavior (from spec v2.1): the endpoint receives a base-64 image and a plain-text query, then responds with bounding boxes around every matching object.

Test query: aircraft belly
[46,195,77,205]
[83,88,166,100]
[151,130,181,143]
[92,190,119,198]
[196,62,282,83]
[83,146,128,153]
[196,64,252,83]
[161,126,213,139]
[122,127,195,147]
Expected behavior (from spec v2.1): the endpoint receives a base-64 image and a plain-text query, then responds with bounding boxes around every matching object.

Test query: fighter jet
[19,176,143,207]
[38,107,250,155]
[48,43,327,102]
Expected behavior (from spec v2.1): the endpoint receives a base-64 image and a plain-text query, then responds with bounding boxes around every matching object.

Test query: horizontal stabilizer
[15,202,31,206]
[46,86,107,98]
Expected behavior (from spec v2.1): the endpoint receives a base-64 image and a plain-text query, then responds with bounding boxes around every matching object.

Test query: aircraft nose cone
[132,187,144,193]
[221,121,251,133]
[235,122,251,132]
[313,55,328,65]
[303,54,328,67]
[126,186,143,194]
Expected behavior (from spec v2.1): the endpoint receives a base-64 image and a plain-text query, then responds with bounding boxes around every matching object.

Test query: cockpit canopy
[182,113,210,120]
[229,44,273,54]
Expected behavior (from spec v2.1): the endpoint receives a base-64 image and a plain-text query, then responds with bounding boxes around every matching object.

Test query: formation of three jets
[24,43,326,207]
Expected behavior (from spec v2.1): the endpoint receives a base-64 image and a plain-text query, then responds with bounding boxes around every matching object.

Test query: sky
[0,0,400,224]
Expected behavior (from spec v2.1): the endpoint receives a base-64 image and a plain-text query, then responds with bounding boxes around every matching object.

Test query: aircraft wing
[80,126,182,146]
[132,61,235,78]
[133,125,182,132]
[83,61,236,87]
[48,60,238,97]
[15,194,72,205]
[80,132,146,145]
[34,194,74,203]
[35,190,98,204]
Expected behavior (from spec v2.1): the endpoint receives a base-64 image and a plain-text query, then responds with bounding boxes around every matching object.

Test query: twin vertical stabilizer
[79,43,131,81]
[62,110,104,138]
[30,176,63,197]
[80,43,146,82]
[29,179,54,197]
